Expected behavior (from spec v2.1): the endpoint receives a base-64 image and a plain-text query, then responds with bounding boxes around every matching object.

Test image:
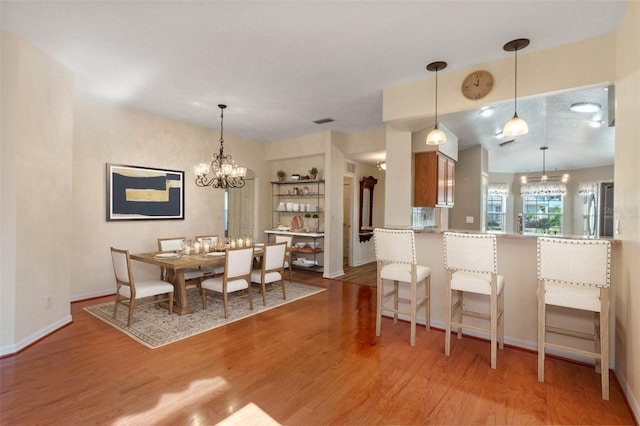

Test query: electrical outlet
[465,216,474,224]
[45,295,52,309]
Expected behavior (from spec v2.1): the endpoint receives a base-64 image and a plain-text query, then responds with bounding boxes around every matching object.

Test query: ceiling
[1,1,625,172]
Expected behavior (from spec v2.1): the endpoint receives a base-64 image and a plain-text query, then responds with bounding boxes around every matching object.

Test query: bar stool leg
[600,288,610,400]
[376,261,383,337]
[537,279,546,383]
[393,281,399,324]
[410,274,417,346]
[490,279,498,369]
[445,269,452,357]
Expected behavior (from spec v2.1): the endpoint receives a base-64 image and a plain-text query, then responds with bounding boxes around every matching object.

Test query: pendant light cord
[434,69,439,127]
[219,105,225,156]
[513,49,518,113]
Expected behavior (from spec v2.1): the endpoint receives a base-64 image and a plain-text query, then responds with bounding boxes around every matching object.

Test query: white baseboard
[323,270,345,279]
[615,365,640,422]
[384,313,615,368]
[353,258,375,267]
[0,314,72,357]
[70,289,114,302]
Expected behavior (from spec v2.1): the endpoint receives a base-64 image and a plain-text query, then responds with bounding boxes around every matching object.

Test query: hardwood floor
[1,270,636,425]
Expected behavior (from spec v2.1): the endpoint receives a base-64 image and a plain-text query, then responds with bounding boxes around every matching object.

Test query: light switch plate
[465,216,474,224]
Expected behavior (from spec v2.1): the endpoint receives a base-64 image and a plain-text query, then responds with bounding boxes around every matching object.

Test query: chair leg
[425,276,431,333]
[456,290,463,340]
[376,261,382,337]
[393,281,399,324]
[247,283,254,311]
[202,288,208,309]
[410,278,417,346]
[127,299,135,327]
[281,276,287,300]
[490,285,498,370]
[261,281,267,306]
[223,292,229,319]
[498,287,505,350]
[168,292,174,315]
[537,280,546,383]
[445,270,452,357]
[113,294,119,318]
[600,288,610,401]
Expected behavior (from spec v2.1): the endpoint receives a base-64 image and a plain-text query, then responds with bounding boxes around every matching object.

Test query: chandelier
[520,147,569,195]
[194,104,247,189]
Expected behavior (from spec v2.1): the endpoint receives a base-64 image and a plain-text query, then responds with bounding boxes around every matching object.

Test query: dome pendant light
[503,38,530,138]
[425,61,448,145]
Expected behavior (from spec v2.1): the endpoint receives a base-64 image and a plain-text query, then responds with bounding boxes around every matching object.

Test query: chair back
[263,242,287,270]
[158,237,185,252]
[110,247,134,288]
[195,234,219,246]
[373,228,417,265]
[537,237,610,288]
[275,234,293,248]
[225,247,254,279]
[443,232,497,274]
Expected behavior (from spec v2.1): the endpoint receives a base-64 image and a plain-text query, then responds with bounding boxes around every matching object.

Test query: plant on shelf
[309,167,318,180]
[304,213,311,232]
[277,170,286,181]
[312,213,319,232]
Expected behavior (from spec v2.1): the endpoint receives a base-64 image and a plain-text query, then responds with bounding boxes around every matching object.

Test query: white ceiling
[1,1,625,172]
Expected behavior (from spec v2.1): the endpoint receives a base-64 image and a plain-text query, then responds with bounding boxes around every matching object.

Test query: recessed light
[570,102,601,113]
[479,106,495,117]
[495,131,504,139]
[589,120,604,128]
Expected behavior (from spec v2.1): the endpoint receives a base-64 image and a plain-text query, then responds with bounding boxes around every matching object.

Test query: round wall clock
[461,70,494,100]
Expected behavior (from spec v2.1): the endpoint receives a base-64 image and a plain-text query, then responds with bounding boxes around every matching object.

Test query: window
[487,194,506,232]
[522,195,563,235]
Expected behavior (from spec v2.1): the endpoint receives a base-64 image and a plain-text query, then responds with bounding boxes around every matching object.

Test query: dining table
[130,246,265,315]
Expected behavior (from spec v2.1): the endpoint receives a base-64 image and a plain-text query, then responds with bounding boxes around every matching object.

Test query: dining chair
[201,246,254,318]
[275,234,294,283]
[110,247,174,327]
[250,242,287,305]
[373,228,431,346]
[157,237,204,284]
[195,234,225,276]
[537,237,611,400]
[443,232,505,369]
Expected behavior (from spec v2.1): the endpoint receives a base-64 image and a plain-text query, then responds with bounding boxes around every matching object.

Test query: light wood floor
[1,269,636,425]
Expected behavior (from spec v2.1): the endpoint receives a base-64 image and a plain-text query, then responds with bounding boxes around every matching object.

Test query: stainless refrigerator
[585,182,614,237]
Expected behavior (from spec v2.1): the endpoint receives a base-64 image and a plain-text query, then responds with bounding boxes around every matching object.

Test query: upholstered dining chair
[195,234,225,277]
[537,237,611,400]
[201,246,254,318]
[110,247,174,327]
[157,237,204,285]
[373,228,431,346]
[275,234,294,283]
[443,232,505,369]
[250,242,287,305]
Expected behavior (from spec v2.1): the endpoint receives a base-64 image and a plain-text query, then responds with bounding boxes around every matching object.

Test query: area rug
[84,282,325,349]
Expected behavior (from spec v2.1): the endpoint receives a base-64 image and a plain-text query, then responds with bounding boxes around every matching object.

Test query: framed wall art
[106,163,185,221]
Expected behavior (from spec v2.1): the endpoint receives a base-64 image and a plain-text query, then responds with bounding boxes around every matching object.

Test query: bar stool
[373,228,431,346]
[443,232,505,369]
[537,237,611,400]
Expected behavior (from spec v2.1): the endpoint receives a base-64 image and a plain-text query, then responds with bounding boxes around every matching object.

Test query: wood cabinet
[414,152,455,207]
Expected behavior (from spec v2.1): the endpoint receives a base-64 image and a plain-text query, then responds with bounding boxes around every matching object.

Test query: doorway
[343,176,352,267]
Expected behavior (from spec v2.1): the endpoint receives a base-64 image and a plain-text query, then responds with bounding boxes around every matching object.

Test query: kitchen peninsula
[381,228,620,365]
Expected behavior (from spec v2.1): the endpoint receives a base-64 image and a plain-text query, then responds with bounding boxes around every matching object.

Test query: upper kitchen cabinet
[414,152,455,207]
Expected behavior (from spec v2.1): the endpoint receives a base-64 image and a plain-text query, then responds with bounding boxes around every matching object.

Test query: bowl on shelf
[294,242,308,248]
[308,241,321,249]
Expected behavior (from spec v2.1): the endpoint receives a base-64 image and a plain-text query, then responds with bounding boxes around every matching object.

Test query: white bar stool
[443,232,505,369]
[537,237,611,400]
[373,228,431,346]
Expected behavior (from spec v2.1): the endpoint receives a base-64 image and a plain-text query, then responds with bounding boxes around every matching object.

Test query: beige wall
[1,31,74,354]
[613,0,640,414]
[71,95,269,299]
[450,145,486,230]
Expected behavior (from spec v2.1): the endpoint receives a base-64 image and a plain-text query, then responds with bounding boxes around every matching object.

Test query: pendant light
[425,61,447,145]
[503,38,530,137]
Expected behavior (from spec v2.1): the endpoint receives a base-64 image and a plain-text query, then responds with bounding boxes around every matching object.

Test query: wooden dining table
[130,247,265,315]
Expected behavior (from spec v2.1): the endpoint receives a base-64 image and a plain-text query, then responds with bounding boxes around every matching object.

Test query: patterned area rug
[84,282,325,349]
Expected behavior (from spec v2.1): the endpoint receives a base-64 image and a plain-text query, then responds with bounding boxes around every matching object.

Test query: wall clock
[461,70,494,100]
